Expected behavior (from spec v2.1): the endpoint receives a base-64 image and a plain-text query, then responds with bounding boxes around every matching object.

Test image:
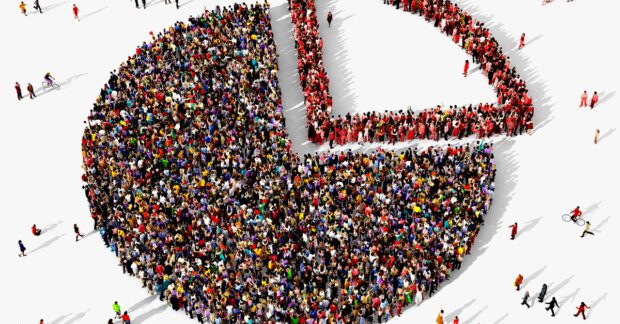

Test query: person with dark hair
[538,283,548,302]
[74,224,84,241]
[574,302,590,320]
[15,82,23,100]
[546,297,559,317]
[32,224,42,236]
[581,221,595,237]
[509,222,518,240]
[327,11,333,27]
[18,240,27,257]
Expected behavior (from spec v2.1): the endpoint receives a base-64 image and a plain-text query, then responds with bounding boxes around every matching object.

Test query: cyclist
[44,72,55,86]
[570,206,582,222]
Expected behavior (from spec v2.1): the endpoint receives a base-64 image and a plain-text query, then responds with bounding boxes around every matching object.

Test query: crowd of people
[291,0,535,146]
[81,2,498,322]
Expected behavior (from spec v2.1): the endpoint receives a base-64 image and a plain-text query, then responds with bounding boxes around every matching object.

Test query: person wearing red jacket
[570,206,583,222]
[590,91,599,109]
[579,91,588,107]
[32,224,42,236]
[72,4,80,21]
[509,222,518,240]
[463,60,469,77]
[518,33,526,49]
[574,301,590,320]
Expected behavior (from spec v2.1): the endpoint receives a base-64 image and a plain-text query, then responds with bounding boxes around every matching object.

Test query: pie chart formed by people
[81,1,532,321]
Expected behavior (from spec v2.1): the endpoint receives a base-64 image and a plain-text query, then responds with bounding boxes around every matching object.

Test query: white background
[1,0,618,323]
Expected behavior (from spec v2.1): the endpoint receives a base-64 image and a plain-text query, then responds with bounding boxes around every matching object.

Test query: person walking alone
[32,224,42,236]
[594,129,600,144]
[579,91,588,107]
[72,4,80,21]
[574,301,590,320]
[142,0,146,9]
[581,221,594,238]
[518,33,526,49]
[463,60,469,77]
[509,222,518,240]
[27,83,36,99]
[521,291,531,308]
[514,274,524,291]
[18,240,27,257]
[175,0,179,9]
[15,82,23,100]
[327,11,333,27]
[545,297,559,317]
[74,224,85,241]
[590,91,599,109]
[436,309,444,324]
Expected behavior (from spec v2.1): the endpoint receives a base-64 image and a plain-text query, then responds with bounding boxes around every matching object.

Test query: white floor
[1,0,619,323]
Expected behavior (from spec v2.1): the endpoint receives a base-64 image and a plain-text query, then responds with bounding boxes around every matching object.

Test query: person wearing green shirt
[113,301,122,319]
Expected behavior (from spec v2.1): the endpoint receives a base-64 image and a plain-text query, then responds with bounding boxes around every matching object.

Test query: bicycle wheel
[41,81,49,89]
[576,218,585,226]
[52,83,61,90]
[561,214,571,222]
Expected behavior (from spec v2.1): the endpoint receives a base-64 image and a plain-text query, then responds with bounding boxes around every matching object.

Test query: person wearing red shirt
[463,60,469,77]
[570,206,583,222]
[590,91,599,109]
[580,91,588,107]
[518,33,526,49]
[509,222,518,240]
[32,224,42,236]
[574,302,590,319]
[121,311,131,324]
[72,4,80,21]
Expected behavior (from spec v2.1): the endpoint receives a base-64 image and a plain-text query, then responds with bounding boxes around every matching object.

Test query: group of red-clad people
[290,0,535,147]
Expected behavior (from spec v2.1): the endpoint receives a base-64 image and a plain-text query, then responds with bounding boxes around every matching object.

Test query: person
[39,320,44,324]
[15,82,23,100]
[74,224,85,241]
[590,91,599,109]
[581,221,594,238]
[574,301,590,320]
[538,283,547,302]
[546,297,559,317]
[113,301,121,318]
[463,60,469,77]
[141,0,146,9]
[121,311,131,324]
[134,0,139,9]
[32,224,42,236]
[27,83,36,99]
[175,0,179,9]
[521,291,531,308]
[518,33,525,49]
[436,309,444,324]
[327,11,333,27]
[107,320,113,324]
[509,222,518,240]
[570,206,583,222]
[452,316,459,324]
[34,0,42,13]
[44,72,55,86]
[18,240,27,257]
[594,129,600,144]
[20,1,28,16]
[164,0,170,4]
[579,91,588,107]
[72,4,79,20]
[514,274,524,291]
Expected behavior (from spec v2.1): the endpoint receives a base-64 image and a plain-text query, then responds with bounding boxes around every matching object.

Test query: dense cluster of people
[291,0,535,146]
[82,2,497,322]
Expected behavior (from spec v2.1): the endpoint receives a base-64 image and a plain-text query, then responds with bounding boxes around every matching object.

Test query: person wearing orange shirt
[579,91,588,107]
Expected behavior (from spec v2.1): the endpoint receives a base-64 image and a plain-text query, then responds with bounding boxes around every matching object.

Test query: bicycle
[542,0,553,5]
[562,213,585,226]
[42,80,61,91]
